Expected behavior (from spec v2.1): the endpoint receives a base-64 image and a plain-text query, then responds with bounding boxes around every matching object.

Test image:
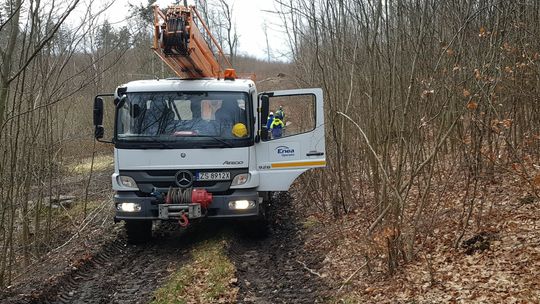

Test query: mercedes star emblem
[181,153,186,158]
[175,170,193,188]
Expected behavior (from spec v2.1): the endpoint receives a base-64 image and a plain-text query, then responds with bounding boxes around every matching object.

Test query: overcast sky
[97,0,290,61]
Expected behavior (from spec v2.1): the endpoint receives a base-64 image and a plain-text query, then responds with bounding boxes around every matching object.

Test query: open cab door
[256,88,326,191]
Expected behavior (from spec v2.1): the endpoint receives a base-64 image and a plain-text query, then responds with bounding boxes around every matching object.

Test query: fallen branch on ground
[338,261,368,292]
[296,259,324,278]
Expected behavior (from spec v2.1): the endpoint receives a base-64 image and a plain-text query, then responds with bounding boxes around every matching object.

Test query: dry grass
[68,155,114,175]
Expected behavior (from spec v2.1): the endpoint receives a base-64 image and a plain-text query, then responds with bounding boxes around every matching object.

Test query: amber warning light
[224,68,237,80]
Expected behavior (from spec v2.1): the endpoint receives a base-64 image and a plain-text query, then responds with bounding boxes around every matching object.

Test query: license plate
[197,171,230,181]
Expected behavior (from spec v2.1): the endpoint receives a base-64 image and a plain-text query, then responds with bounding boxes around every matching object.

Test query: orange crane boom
[152,4,233,79]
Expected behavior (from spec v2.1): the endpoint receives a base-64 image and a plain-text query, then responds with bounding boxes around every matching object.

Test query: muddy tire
[125,220,152,244]
[241,201,270,238]
[239,217,269,239]
[251,193,273,237]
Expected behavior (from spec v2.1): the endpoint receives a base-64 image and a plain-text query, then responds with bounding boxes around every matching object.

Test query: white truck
[91,5,326,242]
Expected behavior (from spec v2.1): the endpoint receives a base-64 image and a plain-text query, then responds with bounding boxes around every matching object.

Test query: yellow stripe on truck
[271,161,326,168]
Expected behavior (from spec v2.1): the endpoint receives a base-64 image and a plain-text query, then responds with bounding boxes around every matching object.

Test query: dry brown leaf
[474,69,482,80]
[501,119,513,129]
[533,174,540,187]
[421,89,434,99]
[463,89,471,97]
[467,101,478,110]
[365,287,376,293]
[479,27,486,37]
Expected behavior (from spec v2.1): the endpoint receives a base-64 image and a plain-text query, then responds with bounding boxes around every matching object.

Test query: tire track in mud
[229,192,330,304]
[6,224,201,304]
[3,192,330,304]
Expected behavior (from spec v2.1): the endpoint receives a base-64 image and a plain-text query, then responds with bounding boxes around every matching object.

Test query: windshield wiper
[136,136,174,149]
[120,134,232,149]
[197,135,233,148]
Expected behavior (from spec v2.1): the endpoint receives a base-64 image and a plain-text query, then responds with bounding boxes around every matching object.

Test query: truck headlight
[117,175,138,189]
[228,200,256,210]
[116,202,141,212]
[231,173,250,186]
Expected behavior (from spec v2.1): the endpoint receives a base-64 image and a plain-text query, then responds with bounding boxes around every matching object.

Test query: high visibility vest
[271,118,284,128]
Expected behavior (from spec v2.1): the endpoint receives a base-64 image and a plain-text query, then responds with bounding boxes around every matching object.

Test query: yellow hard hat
[232,123,248,137]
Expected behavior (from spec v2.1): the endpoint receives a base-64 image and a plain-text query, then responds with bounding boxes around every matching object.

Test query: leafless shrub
[282,0,540,274]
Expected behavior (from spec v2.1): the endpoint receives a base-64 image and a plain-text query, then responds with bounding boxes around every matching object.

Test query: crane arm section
[152,5,232,79]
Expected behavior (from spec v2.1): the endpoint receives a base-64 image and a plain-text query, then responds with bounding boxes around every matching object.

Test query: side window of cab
[263,94,316,141]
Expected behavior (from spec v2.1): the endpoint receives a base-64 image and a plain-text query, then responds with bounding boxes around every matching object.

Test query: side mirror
[260,94,269,127]
[260,95,270,141]
[93,97,104,126]
[93,97,104,139]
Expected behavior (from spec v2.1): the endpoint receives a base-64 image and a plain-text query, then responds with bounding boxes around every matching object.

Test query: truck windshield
[116,92,250,145]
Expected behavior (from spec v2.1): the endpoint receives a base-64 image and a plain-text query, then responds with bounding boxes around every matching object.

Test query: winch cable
[166,187,192,204]
[164,187,213,227]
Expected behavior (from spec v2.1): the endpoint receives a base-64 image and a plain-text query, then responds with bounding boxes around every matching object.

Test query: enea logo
[275,146,295,157]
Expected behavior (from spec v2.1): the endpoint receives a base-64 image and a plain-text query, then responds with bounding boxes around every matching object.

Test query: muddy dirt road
[230,192,329,303]
[28,228,194,304]
[1,192,329,303]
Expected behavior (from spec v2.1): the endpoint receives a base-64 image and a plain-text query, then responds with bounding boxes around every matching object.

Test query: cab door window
[264,94,316,140]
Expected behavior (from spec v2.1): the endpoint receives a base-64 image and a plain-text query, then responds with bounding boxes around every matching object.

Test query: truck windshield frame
[114,91,253,149]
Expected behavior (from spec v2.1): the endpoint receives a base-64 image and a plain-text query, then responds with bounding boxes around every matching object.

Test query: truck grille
[119,168,248,194]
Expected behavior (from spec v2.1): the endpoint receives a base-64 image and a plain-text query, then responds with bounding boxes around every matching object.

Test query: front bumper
[114,189,260,221]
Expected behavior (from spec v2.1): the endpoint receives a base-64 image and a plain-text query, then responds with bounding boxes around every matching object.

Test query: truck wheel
[239,217,269,239]
[243,206,270,238]
[252,216,270,237]
[125,220,152,244]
